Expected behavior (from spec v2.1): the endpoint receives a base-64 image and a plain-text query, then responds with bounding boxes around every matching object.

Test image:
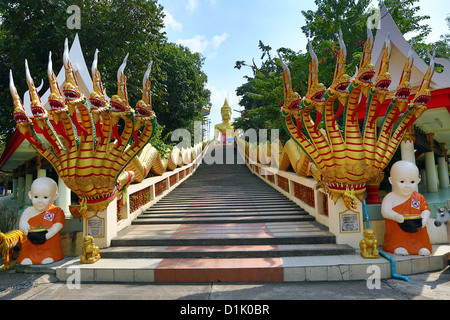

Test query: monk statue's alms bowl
[27,228,48,245]
[398,215,422,233]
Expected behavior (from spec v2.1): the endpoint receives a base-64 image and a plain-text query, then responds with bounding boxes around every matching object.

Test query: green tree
[301,0,432,83]
[0,0,211,150]
[234,45,293,143]
[0,0,165,141]
[382,0,431,43]
[412,15,450,71]
[301,0,371,79]
[154,43,211,143]
[233,0,437,142]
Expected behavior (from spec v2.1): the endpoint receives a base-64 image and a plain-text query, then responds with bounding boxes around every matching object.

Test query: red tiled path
[155,257,284,283]
[155,218,282,282]
[103,146,354,283]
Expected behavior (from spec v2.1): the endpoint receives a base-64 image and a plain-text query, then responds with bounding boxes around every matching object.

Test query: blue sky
[159,0,450,139]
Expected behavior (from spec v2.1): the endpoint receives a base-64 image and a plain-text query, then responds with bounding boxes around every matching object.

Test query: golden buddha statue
[214,99,234,144]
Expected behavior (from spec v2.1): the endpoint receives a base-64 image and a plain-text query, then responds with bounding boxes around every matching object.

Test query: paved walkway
[1,266,450,301]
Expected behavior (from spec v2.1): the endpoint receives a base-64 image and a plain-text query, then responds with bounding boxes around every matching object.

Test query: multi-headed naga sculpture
[279,29,435,203]
[10,40,157,212]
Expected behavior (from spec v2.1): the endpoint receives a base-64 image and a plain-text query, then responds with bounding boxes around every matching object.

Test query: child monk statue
[381,161,432,256]
[18,177,65,265]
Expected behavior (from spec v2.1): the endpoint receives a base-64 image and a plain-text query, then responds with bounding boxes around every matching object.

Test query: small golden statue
[80,236,101,264]
[359,229,380,259]
[214,99,234,144]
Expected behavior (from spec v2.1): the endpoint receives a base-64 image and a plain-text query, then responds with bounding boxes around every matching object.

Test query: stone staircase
[82,145,355,282]
[33,145,450,283]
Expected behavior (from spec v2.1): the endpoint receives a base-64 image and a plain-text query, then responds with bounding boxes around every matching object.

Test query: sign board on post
[86,216,104,238]
[339,210,361,234]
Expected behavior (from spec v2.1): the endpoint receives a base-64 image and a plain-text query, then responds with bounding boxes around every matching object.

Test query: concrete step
[138,210,309,219]
[33,245,450,283]
[141,207,309,216]
[110,221,338,247]
[152,199,300,206]
[110,233,337,247]
[133,215,315,225]
[100,243,355,259]
[160,195,285,200]
[146,205,305,212]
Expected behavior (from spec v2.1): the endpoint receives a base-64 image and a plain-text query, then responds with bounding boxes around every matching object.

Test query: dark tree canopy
[0,0,210,145]
[234,0,442,144]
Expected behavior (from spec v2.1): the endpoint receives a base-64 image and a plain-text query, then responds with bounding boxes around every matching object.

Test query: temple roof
[372,5,450,92]
[371,5,450,152]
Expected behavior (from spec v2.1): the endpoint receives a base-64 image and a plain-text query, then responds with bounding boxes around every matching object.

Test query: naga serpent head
[278,51,302,114]
[329,30,351,105]
[304,41,327,120]
[25,59,48,129]
[89,49,110,123]
[305,41,327,105]
[10,70,33,135]
[353,29,376,97]
[135,61,156,128]
[373,34,392,104]
[393,41,414,105]
[62,39,85,112]
[110,53,134,127]
[409,49,435,117]
[47,52,68,124]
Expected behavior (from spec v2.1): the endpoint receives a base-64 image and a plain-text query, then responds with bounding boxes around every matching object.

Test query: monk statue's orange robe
[383,192,432,255]
[18,205,65,264]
